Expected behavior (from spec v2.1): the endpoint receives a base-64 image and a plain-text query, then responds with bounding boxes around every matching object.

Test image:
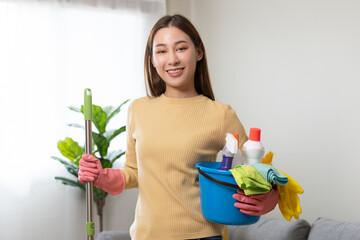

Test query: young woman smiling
[78,15,279,240]
[150,26,203,98]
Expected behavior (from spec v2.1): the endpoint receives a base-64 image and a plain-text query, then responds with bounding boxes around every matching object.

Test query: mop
[84,88,95,239]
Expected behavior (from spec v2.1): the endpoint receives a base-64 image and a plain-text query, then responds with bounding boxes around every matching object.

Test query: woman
[78,15,278,240]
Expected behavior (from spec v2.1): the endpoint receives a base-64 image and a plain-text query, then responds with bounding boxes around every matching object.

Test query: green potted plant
[52,100,129,232]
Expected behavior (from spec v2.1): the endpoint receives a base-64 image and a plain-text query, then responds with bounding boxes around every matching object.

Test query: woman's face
[151,26,203,97]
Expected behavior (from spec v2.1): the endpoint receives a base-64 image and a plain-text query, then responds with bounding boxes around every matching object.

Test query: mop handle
[84,88,95,239]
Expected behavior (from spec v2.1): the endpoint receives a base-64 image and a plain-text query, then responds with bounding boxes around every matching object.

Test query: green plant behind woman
[52,99,129,232]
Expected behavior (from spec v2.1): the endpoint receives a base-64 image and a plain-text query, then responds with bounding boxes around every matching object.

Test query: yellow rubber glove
[277,170,303,221]
[262,151,274,166]
[261,152,304,221]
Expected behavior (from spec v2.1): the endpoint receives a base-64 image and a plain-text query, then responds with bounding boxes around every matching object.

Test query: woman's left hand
[233,188,279,216]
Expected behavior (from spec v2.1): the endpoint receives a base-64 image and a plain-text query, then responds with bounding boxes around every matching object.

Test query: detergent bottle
[242,128,265,165]
[218,133,239,170]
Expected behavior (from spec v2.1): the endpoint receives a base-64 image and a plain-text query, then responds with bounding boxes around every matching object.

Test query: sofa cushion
[308,217,360,240]
[96,230,131,240]
[227,218,310,240]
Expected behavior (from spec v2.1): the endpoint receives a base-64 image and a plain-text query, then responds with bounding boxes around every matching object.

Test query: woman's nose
[168,51,180,65]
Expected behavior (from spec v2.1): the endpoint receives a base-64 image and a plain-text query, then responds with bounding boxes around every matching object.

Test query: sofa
[228,217,360,240]
[96,217,360,240]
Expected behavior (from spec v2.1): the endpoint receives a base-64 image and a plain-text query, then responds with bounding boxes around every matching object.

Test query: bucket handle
[197,167,240,190]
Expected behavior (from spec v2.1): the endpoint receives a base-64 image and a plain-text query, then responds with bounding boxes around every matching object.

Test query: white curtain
[0,0,165,239]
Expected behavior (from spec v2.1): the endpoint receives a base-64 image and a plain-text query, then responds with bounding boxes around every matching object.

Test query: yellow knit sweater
[121,94,248,240]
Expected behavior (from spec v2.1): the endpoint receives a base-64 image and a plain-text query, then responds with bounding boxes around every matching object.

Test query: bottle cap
[232,133,239,148]
[249,128,261,141]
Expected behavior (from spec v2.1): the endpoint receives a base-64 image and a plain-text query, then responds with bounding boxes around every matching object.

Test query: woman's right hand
[233,188,279,216]
[78,154,103,183]
[78,154,125,195]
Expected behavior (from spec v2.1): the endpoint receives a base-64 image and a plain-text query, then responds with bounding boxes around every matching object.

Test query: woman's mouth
[166,68,184,77]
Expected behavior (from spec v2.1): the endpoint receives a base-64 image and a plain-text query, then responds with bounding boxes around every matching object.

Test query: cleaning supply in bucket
[277,170,303,221]
[242,128,265,165]
[229,165,272,195]
[261,151,304,221]
[196,162,260,225]
[251,163,289,185]
[218,133,239,170]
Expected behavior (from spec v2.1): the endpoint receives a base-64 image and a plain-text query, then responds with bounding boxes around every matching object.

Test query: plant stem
[96,191,106,232]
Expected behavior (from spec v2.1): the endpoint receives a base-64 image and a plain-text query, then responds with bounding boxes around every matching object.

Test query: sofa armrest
[228,218,310,240]
[308,217,360,240]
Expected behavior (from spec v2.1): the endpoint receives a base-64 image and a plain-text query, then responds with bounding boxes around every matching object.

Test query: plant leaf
[55,176,85,191]
[67,123,84,129]
[100,158,112,169]
[81,104,107,134]
[74,156,82,166]
[69,106,81,113]
[103,106,114,116]
[92,105,107,133]
[107,149,123,160]
[57,138,83,162]
[92,132,109,158]
[107,99,130,124]
[105,126,126,142]
[108,150,125,164]
[51,156,79,177]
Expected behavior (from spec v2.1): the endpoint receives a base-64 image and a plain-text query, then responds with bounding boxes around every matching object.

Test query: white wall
[168,0,360,224]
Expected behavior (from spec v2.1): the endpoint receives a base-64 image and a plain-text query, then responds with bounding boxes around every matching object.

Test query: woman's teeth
[167,68,183,73]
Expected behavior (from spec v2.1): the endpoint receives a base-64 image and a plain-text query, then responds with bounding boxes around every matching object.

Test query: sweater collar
[159,93,206,105]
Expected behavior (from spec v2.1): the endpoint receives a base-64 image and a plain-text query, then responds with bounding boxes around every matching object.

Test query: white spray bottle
[218,133,239,170]
[242,128,265,165]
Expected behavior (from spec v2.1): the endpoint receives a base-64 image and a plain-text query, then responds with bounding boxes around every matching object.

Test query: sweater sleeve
[223,104,248,149]
[120,100,139,189]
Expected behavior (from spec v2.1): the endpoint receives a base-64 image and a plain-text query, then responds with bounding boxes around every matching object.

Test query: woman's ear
[196,47,203,61]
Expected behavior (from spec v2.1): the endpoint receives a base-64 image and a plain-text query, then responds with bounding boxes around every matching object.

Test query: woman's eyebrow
[154,40,188,48]
[175,40,188,45]
[154,43,166,48]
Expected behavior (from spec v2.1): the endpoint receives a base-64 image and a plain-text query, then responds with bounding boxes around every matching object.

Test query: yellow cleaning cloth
[261,152,304,221]
[230,165,272,195]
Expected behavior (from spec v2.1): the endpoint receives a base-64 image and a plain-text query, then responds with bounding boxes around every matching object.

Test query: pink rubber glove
[233,188,279,216]
[78,154,125,195]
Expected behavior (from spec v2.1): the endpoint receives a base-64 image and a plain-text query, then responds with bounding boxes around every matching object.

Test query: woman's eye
[157,50,166,54]
[177,47,187,51]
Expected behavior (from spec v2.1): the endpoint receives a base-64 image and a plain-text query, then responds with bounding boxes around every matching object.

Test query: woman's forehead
[153,27,192,47]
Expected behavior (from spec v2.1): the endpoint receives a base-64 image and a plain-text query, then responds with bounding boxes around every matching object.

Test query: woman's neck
[164,88,199,98]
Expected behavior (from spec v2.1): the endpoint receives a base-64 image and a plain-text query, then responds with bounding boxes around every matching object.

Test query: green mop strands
[84,88,95,239]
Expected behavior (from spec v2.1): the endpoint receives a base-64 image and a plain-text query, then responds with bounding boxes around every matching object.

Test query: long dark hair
[144,15,215,100]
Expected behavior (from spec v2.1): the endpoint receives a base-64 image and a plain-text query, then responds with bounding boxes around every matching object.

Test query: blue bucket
[196,162,260,225]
